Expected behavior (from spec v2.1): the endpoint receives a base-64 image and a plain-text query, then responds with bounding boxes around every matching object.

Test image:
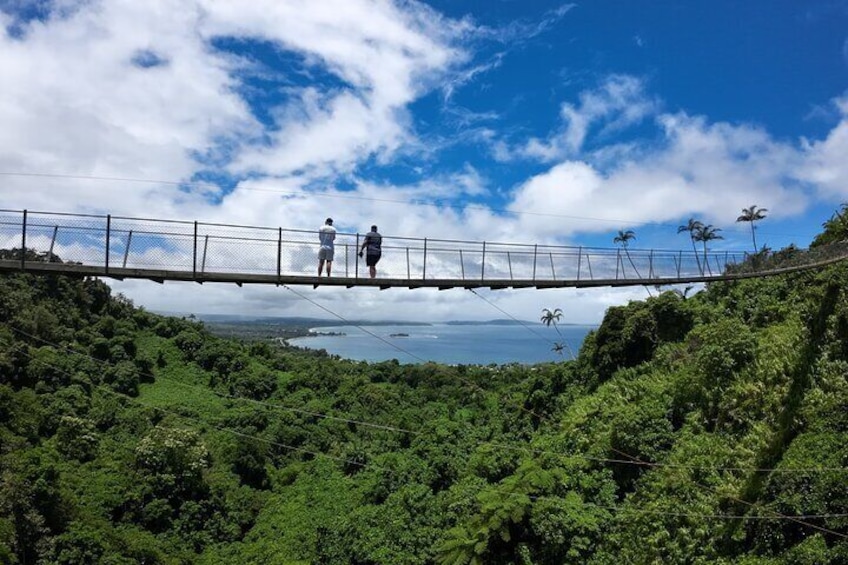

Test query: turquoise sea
[287,323,594,365]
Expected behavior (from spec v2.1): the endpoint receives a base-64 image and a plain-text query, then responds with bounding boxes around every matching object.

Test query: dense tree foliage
[1,228,848,562]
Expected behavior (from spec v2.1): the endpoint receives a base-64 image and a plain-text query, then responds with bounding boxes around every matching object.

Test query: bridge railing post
[193,221,198,280]
[481,241,486,281]
[276,228,282,281]
[20,209,27,269]
[423,238,427,279]
[355,234,360,279]
[122,230,133,268]
[201,235,209,274]
[649,250,654,279]
[615,249,621,280]
[105,214,111,274]
[577,246,582,281]
[406,247,411,280]
[48,225,58,263]
[459,250,465,279]
[532,244,537,281]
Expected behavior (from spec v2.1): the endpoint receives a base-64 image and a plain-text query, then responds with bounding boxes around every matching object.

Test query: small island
[389,333,410,337]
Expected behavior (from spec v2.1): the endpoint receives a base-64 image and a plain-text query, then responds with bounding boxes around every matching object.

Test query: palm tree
[671,285,695,300]
[693,224,723,274]
[540,307,563,327]
[677,218,704,273]
[540,308,574,359]
[613,229,641,278]
[736,205,768,252]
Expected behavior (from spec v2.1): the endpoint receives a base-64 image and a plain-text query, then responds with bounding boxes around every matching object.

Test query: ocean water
[287,323,594,365]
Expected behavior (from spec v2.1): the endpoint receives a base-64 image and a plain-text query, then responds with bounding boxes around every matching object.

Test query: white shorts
[318,247,334,261]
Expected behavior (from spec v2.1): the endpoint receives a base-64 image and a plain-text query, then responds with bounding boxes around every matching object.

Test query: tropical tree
[736,205,768,252]
[613,230,641,278]
[693,224,723,274]
[614,230,653,296]
[677,217,704,272]
[540,308,574,359]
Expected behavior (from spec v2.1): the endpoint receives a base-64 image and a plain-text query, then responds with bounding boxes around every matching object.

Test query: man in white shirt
[318,217,336,277]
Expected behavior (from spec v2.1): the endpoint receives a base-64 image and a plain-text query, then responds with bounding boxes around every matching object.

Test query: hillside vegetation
[1,221,847,563]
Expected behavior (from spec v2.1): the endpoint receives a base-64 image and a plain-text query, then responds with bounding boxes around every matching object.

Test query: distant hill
[176,314,555,327]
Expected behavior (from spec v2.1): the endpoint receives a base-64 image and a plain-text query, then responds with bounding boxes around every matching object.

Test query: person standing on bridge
[359,224,382,278]
[318,217,336,277]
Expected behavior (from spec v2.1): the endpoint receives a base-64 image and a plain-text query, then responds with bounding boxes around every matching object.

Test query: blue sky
[1,0,847,321]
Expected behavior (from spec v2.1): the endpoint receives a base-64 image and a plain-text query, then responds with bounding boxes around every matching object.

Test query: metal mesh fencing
[2,209,845,285]
[0,211,23,254]
[110,216,195,271]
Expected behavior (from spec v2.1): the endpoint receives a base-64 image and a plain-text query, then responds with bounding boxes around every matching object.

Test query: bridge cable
[607,444,848,540]
[10,324,848,474]
[0,170,813,239]
[281,284,428,363]
[466,287,576,360]
[7,336,848,526]
[10,321,848,473]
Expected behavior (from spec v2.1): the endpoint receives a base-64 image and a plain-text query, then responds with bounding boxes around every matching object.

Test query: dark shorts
[366,253,381,267]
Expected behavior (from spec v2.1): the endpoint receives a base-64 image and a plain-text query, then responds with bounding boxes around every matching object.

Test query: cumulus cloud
[502,75,659,162]
[0,0,466,215]
[2,1,847,324]
[799,94,848,198]
[507,85,814,239]
[0,0,257,214]
[203,0,467,177]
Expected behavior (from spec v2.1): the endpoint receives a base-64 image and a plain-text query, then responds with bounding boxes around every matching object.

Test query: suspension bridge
[1,209,845,290]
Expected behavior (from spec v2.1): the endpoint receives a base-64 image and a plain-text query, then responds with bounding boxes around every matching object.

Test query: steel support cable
[281,284,552,425]
[10,325,848,477]
[500,319,848,544]
[0,171,813,238]
[607,446,848,541]
[5,338,389,470]
[454,293,848,538]
[281,285,428,363]
[466,288,576,360]
[8,338,848,523]
[7,323,848,474]
[6,325,419,436]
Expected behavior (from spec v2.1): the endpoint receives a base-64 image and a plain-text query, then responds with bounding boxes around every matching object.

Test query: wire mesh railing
[0,209,845,286]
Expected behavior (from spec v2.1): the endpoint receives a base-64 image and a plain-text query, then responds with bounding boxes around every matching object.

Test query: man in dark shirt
[359,225,382,278]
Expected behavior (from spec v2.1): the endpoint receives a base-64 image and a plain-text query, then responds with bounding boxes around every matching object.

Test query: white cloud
[0,0,257,215]
[507,75,659,162]
[201,0,466,177]
[0,0,467,213]
[509,110,808,239]
[473,3,576,44]
[2,0,847,327]
[800,94,848,198]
